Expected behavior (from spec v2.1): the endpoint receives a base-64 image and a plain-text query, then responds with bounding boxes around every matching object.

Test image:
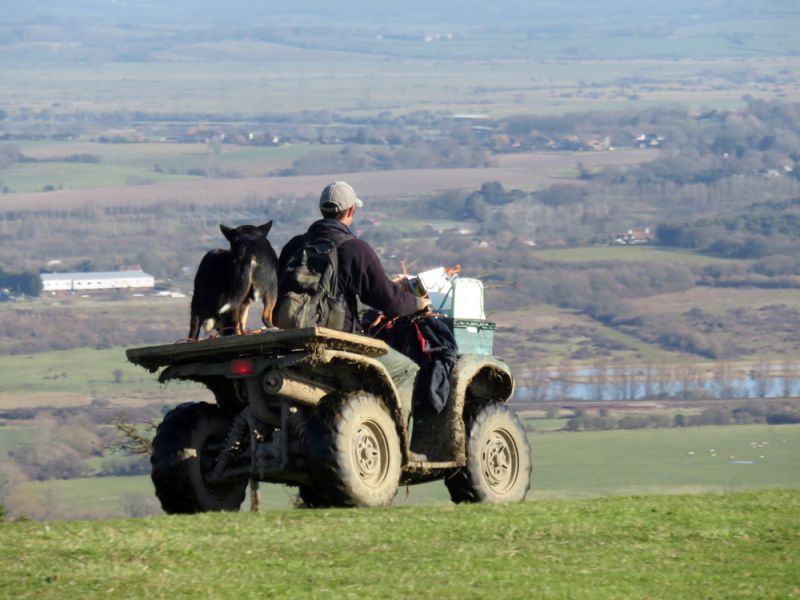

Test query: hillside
[1,490,797,598]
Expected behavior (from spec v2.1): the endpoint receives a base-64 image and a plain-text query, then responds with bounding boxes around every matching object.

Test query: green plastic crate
[453,319,495,355]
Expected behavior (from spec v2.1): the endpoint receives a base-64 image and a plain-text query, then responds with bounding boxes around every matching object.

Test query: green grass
[0,426,24,453]
[1,490,797,598]
[0,162,194,193]
[524,417,569,431]
[534,245,744,266]
[17,141,313,172]
[28,476,157,515]
[527,424,800,499]
[0,143,324,192]
[0,347,165,396]
[27,475,299,517]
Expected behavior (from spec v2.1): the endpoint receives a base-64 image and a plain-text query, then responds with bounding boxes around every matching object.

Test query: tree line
[0,269,42,297]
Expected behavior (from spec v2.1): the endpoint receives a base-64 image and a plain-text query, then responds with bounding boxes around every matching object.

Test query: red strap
[413,322,432,361]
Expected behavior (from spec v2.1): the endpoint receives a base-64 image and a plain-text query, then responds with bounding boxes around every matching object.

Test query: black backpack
[275,232,353,330]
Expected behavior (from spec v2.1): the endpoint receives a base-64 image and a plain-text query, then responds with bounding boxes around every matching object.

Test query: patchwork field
[0,148,655,209]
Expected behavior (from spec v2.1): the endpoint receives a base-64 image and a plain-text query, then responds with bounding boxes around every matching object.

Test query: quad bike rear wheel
[151,402,247,514]
[305,391,401,508]
[445,402,531,504]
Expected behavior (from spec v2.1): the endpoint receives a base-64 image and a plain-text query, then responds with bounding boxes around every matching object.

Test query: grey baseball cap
[319,181,363,213]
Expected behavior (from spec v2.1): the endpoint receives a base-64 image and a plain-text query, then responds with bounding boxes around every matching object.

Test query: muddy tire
[306,391,401,508]
[151,402,247,514]
[445,403,531,504]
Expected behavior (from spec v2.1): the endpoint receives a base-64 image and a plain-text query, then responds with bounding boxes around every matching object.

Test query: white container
[430,277,485,319]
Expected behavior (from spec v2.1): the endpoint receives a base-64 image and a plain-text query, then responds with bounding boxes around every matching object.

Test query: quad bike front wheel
[445,402,531,504]
[305,391,401,508]
[150,402,247,514]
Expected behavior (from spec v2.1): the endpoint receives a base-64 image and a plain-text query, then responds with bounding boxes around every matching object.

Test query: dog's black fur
[188,221,279,340]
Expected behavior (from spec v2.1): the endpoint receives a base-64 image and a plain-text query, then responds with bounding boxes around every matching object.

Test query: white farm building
[41,270,155,293]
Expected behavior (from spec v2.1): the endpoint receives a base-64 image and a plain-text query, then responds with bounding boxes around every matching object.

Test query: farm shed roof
[41,270,153,281]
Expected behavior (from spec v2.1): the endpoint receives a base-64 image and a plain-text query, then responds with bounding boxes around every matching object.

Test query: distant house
[41,270,155,293]
[611,228,655,245]
[452,114,489,121]
[587,136,612,151]
[635,133,664,148]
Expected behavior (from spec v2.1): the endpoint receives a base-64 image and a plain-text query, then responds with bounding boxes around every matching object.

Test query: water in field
[515,364,797,401]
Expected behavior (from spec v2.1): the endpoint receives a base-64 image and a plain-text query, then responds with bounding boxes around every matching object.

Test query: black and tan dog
[188,221,279,340]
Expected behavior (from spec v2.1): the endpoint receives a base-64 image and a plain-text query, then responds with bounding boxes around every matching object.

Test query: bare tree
[779,357,798,399]
[526,365,551,402]
[751,357,773,399]
[554,360,575,400]
[712,359,732,399]
[0,459,46,520]
[655,364,675,398]
[591,357,609,401]
[641,361,655,400]
[611,358,627,401]
[675,362,697,400]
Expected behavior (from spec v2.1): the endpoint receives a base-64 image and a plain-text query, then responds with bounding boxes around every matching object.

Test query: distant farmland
[1,149,655,210]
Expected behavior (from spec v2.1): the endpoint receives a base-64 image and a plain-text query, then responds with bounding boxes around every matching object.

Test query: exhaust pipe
[262,370,330,405]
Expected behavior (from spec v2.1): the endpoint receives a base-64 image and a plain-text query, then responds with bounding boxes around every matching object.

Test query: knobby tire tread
[150,402,246,514]
[306,391,400,508]
[444,402,531,504]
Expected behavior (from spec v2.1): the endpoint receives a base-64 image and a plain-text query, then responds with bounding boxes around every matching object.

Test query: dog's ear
[220,224,236,242]
[258,221,273,237]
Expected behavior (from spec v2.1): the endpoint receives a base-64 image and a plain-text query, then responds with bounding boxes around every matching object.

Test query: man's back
[277,218,421,332]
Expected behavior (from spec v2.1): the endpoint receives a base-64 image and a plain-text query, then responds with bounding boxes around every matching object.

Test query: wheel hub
[353,420,389,487]
[481,429,519,493]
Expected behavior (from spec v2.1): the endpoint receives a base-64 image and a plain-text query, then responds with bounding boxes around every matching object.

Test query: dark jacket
[368,315,458,414]
[278,219,421,332]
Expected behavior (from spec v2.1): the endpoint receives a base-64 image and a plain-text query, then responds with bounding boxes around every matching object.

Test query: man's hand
[417,296,433,314]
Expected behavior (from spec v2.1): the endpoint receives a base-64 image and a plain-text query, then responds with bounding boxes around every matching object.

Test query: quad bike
[126,325,531,511]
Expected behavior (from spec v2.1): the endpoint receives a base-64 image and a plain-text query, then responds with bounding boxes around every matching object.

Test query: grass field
[534,245,744,266]
[629,287,800,316]
[2,143,328,193]
[0,348,164,397]
[0,345,211,409]
[0,162,192,193]
[22,424,800,519]
[0,426,24,453]
[1,490,797,598]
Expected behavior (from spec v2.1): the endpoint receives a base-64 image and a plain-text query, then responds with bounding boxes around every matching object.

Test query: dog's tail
[219,257,255,315]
